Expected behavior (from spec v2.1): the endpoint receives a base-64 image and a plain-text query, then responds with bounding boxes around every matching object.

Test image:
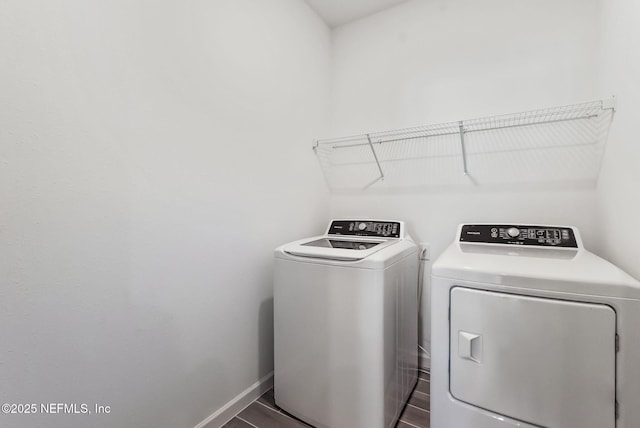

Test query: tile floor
[223,368,430,428]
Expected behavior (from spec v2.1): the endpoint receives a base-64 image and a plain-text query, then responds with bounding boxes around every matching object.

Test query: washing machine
[431,224,640,428]
[274,219,418,428]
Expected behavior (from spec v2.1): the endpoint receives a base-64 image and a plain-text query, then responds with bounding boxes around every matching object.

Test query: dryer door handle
[458,331,482,363]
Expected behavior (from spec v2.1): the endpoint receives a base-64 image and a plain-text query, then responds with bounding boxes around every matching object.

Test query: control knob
[507,227,520,238]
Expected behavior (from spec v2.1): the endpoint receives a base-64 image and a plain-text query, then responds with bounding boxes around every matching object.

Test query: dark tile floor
[223,369,430,428]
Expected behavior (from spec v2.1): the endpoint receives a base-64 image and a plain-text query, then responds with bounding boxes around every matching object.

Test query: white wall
[328,0,601,136]
[0,1,330,427]
[327,0,604,355]
[595,0,640,280]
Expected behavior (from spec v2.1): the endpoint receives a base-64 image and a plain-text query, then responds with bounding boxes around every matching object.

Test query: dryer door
[450,287,616,428]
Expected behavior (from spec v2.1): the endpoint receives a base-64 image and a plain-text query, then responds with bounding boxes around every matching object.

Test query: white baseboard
[195,371,274,428]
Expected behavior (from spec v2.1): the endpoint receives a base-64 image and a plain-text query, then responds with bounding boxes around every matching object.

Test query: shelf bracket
[366,134,385,185]
[459,121,469,175]
[602,96,617,112]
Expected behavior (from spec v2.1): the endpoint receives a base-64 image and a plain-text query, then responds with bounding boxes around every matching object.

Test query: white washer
[431,224,640,428]
[274,219,418,428]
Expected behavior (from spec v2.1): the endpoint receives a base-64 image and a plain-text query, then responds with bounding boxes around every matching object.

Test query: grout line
[257,397,278,412]
[256,400,311,427]
[236,415,259,428]
[397,419,425,428]
[256,400,280,413]
[407,401,429,411]
[263,389,287,415]
[272,404,286,416]
[406,403,429,413]
[400,409,431,424]
[281,410,313,427]
[235,384,431,428]
[263,390,286,415]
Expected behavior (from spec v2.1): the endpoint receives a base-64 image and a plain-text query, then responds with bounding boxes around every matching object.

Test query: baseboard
[195,371,274,428]
[419,348,431,371]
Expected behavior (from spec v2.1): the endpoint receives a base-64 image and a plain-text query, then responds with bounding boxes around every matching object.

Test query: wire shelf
[313,98,615,191]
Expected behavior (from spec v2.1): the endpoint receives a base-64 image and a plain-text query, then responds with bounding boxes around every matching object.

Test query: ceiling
[304,0,409,28]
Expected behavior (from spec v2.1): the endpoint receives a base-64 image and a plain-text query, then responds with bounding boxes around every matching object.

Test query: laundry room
[1,1,638,428]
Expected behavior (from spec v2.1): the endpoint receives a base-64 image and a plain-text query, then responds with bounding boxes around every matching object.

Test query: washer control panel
[459,224,578,248]
[328,220,401,238]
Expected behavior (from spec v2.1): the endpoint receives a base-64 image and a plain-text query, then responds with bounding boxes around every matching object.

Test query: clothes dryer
[431,224,640,428]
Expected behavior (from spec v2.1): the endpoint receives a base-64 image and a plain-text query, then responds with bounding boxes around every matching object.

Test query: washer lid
[284,237,397,261]
[302,238,382,250]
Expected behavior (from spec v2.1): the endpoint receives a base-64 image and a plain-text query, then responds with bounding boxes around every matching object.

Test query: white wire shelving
[313,98,616,191]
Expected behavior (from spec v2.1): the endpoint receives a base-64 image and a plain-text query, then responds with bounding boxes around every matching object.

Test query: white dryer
[274,219,418,428]
[431,224,640,428]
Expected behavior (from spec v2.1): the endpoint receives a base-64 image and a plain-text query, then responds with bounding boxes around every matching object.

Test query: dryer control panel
[328,220,401,238]
[459,224,578,248]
